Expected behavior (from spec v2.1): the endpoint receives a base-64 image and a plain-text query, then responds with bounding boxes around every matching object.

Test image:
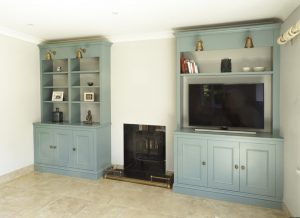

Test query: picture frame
[84,92,94,102]
[52,91,64,101]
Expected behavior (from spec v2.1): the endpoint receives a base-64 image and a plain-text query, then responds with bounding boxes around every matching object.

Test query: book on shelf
[180,58,199,74]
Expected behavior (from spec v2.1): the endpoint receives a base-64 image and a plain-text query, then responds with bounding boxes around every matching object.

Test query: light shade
[195,40,204,51]
[244,36,254,48]
[76,48,86,59]
[45,50,56,60]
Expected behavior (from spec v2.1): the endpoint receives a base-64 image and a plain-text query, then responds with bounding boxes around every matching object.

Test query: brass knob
[202,161,206,166]
[235,164,239,169]
[241,165,246,170]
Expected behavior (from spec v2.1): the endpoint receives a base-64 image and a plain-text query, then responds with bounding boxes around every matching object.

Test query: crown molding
[108,31,174,43]
[0,26,43,44]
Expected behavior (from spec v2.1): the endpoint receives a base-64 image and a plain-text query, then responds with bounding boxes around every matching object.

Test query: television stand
[173,128,283,208]
[194,128,257,135]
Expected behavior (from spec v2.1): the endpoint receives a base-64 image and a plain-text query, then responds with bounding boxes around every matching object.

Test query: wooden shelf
[43,101,69,103]
[43,72,68,75]
[72,101,101,104]
[72,86,100,88]
[43,86,68,89]
[71,70,99,74]
[180,71,273,77]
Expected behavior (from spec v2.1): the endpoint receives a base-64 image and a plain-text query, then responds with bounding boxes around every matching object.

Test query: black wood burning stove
[124,124,166,181]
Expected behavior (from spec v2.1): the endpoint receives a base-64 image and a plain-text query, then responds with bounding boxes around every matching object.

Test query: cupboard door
[73,131,95,170]
[54,129,72,167]
[35,128,54,165]
[208,140,239,191]
[240,142,276,196]
[177,138,208,187]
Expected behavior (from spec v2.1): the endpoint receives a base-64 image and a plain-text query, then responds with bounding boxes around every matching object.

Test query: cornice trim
[0,26,43,44]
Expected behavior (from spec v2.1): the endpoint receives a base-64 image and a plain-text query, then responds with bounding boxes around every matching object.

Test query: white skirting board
[0,165,33,185]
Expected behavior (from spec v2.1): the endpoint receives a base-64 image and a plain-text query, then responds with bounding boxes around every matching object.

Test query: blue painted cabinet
[207,140,239,192]
[35,128,55,165]
[177,137,207,187]
[35,128,72,166]
[34,123,111,179]
[72,130,95,170]
[240,142,276,197]
[55,129,72,167]
[173,23,283,208]
[34,39,112,179]
[173,131,283,208]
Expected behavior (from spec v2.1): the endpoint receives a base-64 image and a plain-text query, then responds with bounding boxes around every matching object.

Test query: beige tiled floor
[0,172,287,218]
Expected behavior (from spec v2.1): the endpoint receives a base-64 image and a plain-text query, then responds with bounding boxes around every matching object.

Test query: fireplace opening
[124,123,166,181]
[103,123,173,188]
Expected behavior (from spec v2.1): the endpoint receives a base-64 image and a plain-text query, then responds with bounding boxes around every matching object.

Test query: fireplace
[124,124,166,181]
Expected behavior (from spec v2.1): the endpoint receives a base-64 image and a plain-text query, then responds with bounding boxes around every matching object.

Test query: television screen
[189,84,264,129]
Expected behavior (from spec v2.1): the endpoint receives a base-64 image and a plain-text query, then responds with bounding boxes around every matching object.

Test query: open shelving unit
[39,41,111,126]
[176,27,281,134]
[180,47,273,74]
[70,57,101,124]
[41,58,69,122]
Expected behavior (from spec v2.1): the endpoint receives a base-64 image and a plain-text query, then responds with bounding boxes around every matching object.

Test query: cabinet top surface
[175,128,283,141]
[33,122,108,129]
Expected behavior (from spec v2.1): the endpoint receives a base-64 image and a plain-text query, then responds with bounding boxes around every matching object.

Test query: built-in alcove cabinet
[173,23,284,208]
[34,39,112,179]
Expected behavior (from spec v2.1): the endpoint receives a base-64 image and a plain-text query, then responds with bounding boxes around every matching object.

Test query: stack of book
[180,58,199,74]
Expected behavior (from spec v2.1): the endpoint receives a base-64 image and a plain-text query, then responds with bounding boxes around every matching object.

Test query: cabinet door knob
[202,161,206,166]
[49,145,53,149]
[53,146,56,149]
[73,148,76,151]
[234,164,239,169]
[241,165,246,170]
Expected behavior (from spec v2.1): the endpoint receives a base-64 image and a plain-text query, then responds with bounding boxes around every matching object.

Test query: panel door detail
[35,128,54,165]
[54,129,72,167]
[240,142,276,196]
[208,140,239,191]
[177,137,208,187]
[73,131,95,170]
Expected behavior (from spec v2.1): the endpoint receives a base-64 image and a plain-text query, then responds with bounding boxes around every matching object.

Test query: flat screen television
[189,83,264,130]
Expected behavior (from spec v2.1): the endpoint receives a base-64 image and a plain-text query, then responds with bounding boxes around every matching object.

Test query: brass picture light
[76,48,86,59]
[244,36,254,48]
[45,50,56,60]
[195,40,204,51]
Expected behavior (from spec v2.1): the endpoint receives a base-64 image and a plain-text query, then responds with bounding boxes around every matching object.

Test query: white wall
[111,38,176,171]
[280,6,300,217]
[0,34,40,176]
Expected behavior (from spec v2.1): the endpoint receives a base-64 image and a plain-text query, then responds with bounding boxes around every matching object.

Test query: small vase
[221,58,232,73]
[52,108,63,122]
